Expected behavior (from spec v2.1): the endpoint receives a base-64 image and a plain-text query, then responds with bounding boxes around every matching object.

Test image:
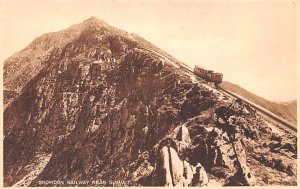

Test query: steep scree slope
[3,17,297,187]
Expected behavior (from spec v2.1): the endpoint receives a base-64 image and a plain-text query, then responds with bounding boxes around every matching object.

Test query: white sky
[0,0,297,102]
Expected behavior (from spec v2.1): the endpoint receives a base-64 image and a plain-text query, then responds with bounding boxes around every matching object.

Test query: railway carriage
[194,66,223,85]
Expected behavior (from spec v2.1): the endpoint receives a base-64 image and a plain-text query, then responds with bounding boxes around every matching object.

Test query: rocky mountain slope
[3,17,297,187]
[220,81,297,126]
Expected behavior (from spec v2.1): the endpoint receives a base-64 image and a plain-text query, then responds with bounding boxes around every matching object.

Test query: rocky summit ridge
[3,17,297,187]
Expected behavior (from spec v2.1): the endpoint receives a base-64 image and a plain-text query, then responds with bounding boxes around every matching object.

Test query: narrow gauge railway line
[219,87,297,135]
[138,47,297,135]
[137,47,195,74]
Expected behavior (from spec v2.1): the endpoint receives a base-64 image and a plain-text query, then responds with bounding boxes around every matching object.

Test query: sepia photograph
[1,0,297,187]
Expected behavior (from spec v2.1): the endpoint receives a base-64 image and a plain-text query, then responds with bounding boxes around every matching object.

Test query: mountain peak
[79,16,109,29]
[82,16,104,24]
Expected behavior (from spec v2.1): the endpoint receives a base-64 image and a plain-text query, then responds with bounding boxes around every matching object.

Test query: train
[137,47,223,85]
[194,65,223,85]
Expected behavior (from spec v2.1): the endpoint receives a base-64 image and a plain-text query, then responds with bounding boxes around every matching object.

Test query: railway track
[138,47,195,74]
[219,87,297,135]
[139,47,297,135]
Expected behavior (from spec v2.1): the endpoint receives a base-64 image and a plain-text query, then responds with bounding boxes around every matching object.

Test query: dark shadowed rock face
[3,17,297,187]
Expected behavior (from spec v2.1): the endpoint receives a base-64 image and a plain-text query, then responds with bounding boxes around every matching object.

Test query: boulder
[159,146,209,187]
[225,164,256,186]
[176,125,191,144]
[132,161,154,183]
[190,163,208,186]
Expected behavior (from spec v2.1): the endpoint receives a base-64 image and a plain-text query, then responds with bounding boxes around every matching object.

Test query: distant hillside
[220,81,297,125]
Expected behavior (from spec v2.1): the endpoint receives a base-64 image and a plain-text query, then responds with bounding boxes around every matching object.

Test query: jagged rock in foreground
[3,17,297,187]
